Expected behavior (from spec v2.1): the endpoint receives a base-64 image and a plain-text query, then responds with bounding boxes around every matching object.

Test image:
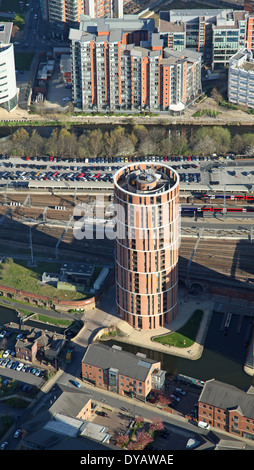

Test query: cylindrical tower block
[114,163,180,330]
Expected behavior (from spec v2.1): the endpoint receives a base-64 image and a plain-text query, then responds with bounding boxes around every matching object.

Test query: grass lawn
[153,309,204,348]
[14,52,34,71]
[0,0,26,13]
[0,259,86,301]
[37,314,72,327]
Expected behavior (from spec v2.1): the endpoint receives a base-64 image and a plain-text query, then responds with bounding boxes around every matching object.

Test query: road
[2,282,254,451]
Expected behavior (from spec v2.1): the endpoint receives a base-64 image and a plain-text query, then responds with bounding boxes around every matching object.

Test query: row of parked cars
[0,350,46,377]
[1,152,227,167]
[179,172,201,183]
[170,387,187,408]
[0,168,114,183]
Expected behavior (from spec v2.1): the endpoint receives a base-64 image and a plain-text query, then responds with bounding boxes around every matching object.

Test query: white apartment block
[0,23,18,112]
[228,46,254,109]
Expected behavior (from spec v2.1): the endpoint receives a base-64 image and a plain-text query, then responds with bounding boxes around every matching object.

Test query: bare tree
[44,129,59,157]
[11,128,30,156]
[211,87,223,104]
[29,130,44,156]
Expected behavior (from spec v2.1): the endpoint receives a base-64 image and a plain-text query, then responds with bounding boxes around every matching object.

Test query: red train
[181,206,254,213]
[203,193,254,201]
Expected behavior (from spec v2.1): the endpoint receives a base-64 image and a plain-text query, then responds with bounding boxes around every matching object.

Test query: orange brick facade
[114,163,180,330]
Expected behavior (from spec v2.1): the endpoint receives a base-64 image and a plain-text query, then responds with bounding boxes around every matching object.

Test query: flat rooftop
[0,22,12,44]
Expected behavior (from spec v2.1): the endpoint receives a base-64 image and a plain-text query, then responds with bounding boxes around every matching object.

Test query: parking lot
[45,62,72,108]
[91,384,202,451]
[0,153,246,187]
[0,328,47,386]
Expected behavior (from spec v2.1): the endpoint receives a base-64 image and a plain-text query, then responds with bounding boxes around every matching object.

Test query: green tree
[230,134,245,155]
[241,133,254,155]
[192,126,231,155]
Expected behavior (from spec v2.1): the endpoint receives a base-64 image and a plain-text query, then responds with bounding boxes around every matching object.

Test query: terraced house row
[69,15,202,112]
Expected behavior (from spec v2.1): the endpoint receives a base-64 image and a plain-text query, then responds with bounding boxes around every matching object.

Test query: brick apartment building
[81,343,166,398]
[69,15,202,112]
[198,379,254,440]
[114,163,180,330]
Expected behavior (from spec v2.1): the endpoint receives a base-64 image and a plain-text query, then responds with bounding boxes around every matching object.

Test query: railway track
[0,216,253,286]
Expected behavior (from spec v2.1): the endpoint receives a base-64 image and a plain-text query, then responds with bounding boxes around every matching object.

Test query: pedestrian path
[103,294,214,360]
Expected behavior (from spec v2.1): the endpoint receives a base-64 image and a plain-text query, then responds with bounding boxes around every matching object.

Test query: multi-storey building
[84,0,123,18]
[244,0,254,14]
[47,0,84,27]
[0,23,18,112]
[228,45,254,108]
[42,0,123,36]
[159,9,254,68]
[69,16,202,112]
[82,343,166,397]
[114,163,180,330]
[198,379,254,440]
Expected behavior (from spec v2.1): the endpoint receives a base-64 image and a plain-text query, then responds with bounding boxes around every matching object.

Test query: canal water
[103,338,254,391]
[1,305,253,390]
[0,305,65,335]
[103,310,254,392]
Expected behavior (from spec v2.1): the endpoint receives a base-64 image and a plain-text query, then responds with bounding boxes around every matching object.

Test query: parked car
[72,380,81,388]
[95,411,107,417]
[2,350,10,358]
[175,388,186,396]
[170,394,181,402]
[0,441,8,449]
[14,429,21,438]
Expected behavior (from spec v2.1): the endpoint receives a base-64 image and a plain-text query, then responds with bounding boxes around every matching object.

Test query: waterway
[0,305,65,335]
[104,338,254,391]
[1,304,253,390]
[2,122,254,141]
[104,310,254,392]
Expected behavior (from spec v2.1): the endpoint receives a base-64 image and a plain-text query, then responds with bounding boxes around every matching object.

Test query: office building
[82,343,166,396]
[69,16,202,112]
[114,163,180,330]
[228,46,254,108]
[0,23,18,112]
[159,9,254,68]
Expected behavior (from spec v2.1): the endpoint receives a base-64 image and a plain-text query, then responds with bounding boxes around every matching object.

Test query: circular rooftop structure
[114,163,179,197]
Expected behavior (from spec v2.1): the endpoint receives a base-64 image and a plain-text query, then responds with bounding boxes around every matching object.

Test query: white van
[198,421,210,430]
